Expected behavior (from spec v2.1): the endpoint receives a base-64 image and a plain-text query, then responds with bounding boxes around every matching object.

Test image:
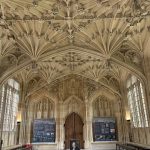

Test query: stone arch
[125,73,150,118]
[0,45,147,87]
[64,112,84,149]
[29,93,56,105]
[65,112,84,124]
[26,86,57,106]
[63,95,85,123]
[92,95,116,117]
[30,96,55,119]
[64,95,84,105]
[125,72,146,87]
[23,96,56,143]
[89,88,119,105]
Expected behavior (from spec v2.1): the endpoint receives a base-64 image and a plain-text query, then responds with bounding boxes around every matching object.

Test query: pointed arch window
[0,79,20,131]
[127,75,148,127]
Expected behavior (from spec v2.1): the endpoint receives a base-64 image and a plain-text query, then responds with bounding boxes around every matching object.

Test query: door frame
[64,112,84,149]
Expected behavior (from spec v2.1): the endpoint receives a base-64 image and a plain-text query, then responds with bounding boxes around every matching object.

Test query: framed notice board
[93,117,117,141]
[32,119,55,143]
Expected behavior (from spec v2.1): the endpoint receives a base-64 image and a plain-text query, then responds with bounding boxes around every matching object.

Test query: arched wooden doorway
[65,112,84,149]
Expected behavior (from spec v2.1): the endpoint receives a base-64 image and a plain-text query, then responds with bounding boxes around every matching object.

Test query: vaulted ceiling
[0,0,150,97]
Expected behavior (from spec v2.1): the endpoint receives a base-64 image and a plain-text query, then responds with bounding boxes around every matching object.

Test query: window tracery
[0,79,20,131]
[0,79,20,147]
[93,96,115,117]
[33,98,54,119]
[127,75,148,127]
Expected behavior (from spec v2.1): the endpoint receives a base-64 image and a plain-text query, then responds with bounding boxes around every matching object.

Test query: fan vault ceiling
[0,0,150,98]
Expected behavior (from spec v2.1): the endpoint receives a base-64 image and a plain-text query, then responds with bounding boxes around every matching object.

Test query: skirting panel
[91,141,117,150]
[32,143,57,150]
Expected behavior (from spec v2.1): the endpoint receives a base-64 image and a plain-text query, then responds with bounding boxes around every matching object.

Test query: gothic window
[0,79,20,131]
[127,75,148,127]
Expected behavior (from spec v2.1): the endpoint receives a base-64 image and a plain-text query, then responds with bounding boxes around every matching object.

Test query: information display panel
[32,119,55,143]
[93,117,117,141]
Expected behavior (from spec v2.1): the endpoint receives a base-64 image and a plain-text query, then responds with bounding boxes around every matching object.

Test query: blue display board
[93,117,117,141]
[32,119,55,143]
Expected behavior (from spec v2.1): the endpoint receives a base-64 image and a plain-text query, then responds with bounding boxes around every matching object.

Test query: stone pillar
[55,117,59,146]
[19,102,26,144]
[121,82,131,143]
[19,100,30,144]
[84,100,90,149]
[86,100,94,150]
[55,100,60,150]
[55,101,58,144]
[18,82,28,144]
[58,101,64,150]
[59,119,65,150]
[26,105,33,143]
[89,102,93,142]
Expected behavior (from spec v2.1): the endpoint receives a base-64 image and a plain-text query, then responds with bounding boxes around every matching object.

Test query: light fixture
[126,110,131,121]
[17,111,22,123]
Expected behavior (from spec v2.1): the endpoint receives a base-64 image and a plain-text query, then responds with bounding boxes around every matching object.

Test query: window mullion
[127,76,148,128]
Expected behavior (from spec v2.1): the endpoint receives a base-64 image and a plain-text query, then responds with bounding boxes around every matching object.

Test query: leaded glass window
[127,75,148,127]
[0,79,20,131]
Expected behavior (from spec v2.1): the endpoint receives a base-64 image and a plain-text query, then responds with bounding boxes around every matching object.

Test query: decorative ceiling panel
[0,0,149,94]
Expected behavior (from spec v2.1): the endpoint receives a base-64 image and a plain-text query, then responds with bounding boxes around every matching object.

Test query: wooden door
[65,113,84,149]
